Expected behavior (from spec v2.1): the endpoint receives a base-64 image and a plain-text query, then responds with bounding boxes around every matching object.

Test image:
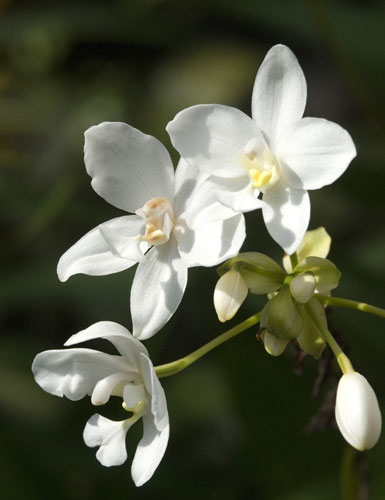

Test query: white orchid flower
[57,122,245,339]
[167,44,356,254]
[32,321,169,487]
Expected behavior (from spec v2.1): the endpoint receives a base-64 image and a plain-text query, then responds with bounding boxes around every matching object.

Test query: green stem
[316,295,385,319]
[340,446,360,500]
[155,311,262,378]
[304,303,354,374]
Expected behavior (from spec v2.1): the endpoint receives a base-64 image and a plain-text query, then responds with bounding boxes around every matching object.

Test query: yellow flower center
[138,197,174,246]
[237,142,280,193]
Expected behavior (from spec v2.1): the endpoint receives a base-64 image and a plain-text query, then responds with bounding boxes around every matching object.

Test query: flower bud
[213,270,248,322]
[262,286,303,340]
[262,331,289,356]
[335,372,382,451]
[289,272,316,304]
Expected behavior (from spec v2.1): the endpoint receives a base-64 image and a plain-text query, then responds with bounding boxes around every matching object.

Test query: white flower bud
[213,270,248,322]
[289,272,316,304]
[263,331,289,356]
[335,372,382,451]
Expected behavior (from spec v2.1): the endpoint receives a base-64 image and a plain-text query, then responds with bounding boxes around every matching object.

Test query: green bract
[217,252,285,294]
[261,286,303,340]
[283,226,331,273]
[297,298,327,359]
[293,256,341,294]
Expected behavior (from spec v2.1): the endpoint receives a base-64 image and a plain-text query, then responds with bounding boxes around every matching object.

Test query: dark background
[1,1,384,499]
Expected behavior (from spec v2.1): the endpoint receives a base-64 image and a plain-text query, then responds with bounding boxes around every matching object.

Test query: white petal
[85,122,175,212]
[139,353,168,432]
[172,158,209,219]
[99,215,148,262]
[57,219,137,282]
[65,321,148,370]
[262,181,310,255]
[277,117,356,190]
[131,237,188,340]
[83,414,130,467]
[176,212,246,268]
[335,372,382,451]
[32,348,129,401]
[91,372,133,405]
[252,44,307,146]
[131,413,170,487]
[167,104,259,178]
[205,175,265,213]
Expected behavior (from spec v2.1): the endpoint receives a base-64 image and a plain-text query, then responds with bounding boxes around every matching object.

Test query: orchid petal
[167,104,260,178]
[131,413,170,487]
[83,414,130,467]
[205,175,265,213]
[139,353,168,432]
[91,372,134,405]
[32,348,129,401]
[98,215,148,262]
[262,180,310,255]
[278,117,356,190]
[57,218,138,282]
[176,212,245,268]
[131,237,188,340]
[84,122,175,212]
[252,44,306,146]
[173,158,208,219]
[174,160,242,227]
[65,321,148,369]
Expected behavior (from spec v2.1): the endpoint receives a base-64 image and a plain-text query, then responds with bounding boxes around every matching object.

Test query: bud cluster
[214,228,339,359]
[213,227,382,451]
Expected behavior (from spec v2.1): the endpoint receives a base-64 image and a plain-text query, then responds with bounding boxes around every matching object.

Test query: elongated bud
[214,270,248,322]
[289,272,316,304]
[262,331,289,356]
[335,372,382,451]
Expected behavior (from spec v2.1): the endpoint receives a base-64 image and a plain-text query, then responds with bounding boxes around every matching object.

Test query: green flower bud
[289,272,316,304]
[262,331,289,356]
[262,286,303,340]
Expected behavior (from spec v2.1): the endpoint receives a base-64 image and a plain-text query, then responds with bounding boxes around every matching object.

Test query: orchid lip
[236,139,280,193]
[136,196,175,246]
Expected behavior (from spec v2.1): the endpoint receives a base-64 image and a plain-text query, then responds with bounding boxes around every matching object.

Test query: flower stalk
[304,303,354,374]
[316,295,385,319]
[155,311,262,378]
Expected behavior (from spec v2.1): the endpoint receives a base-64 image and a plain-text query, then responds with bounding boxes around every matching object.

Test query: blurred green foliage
[1,0,384,499]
